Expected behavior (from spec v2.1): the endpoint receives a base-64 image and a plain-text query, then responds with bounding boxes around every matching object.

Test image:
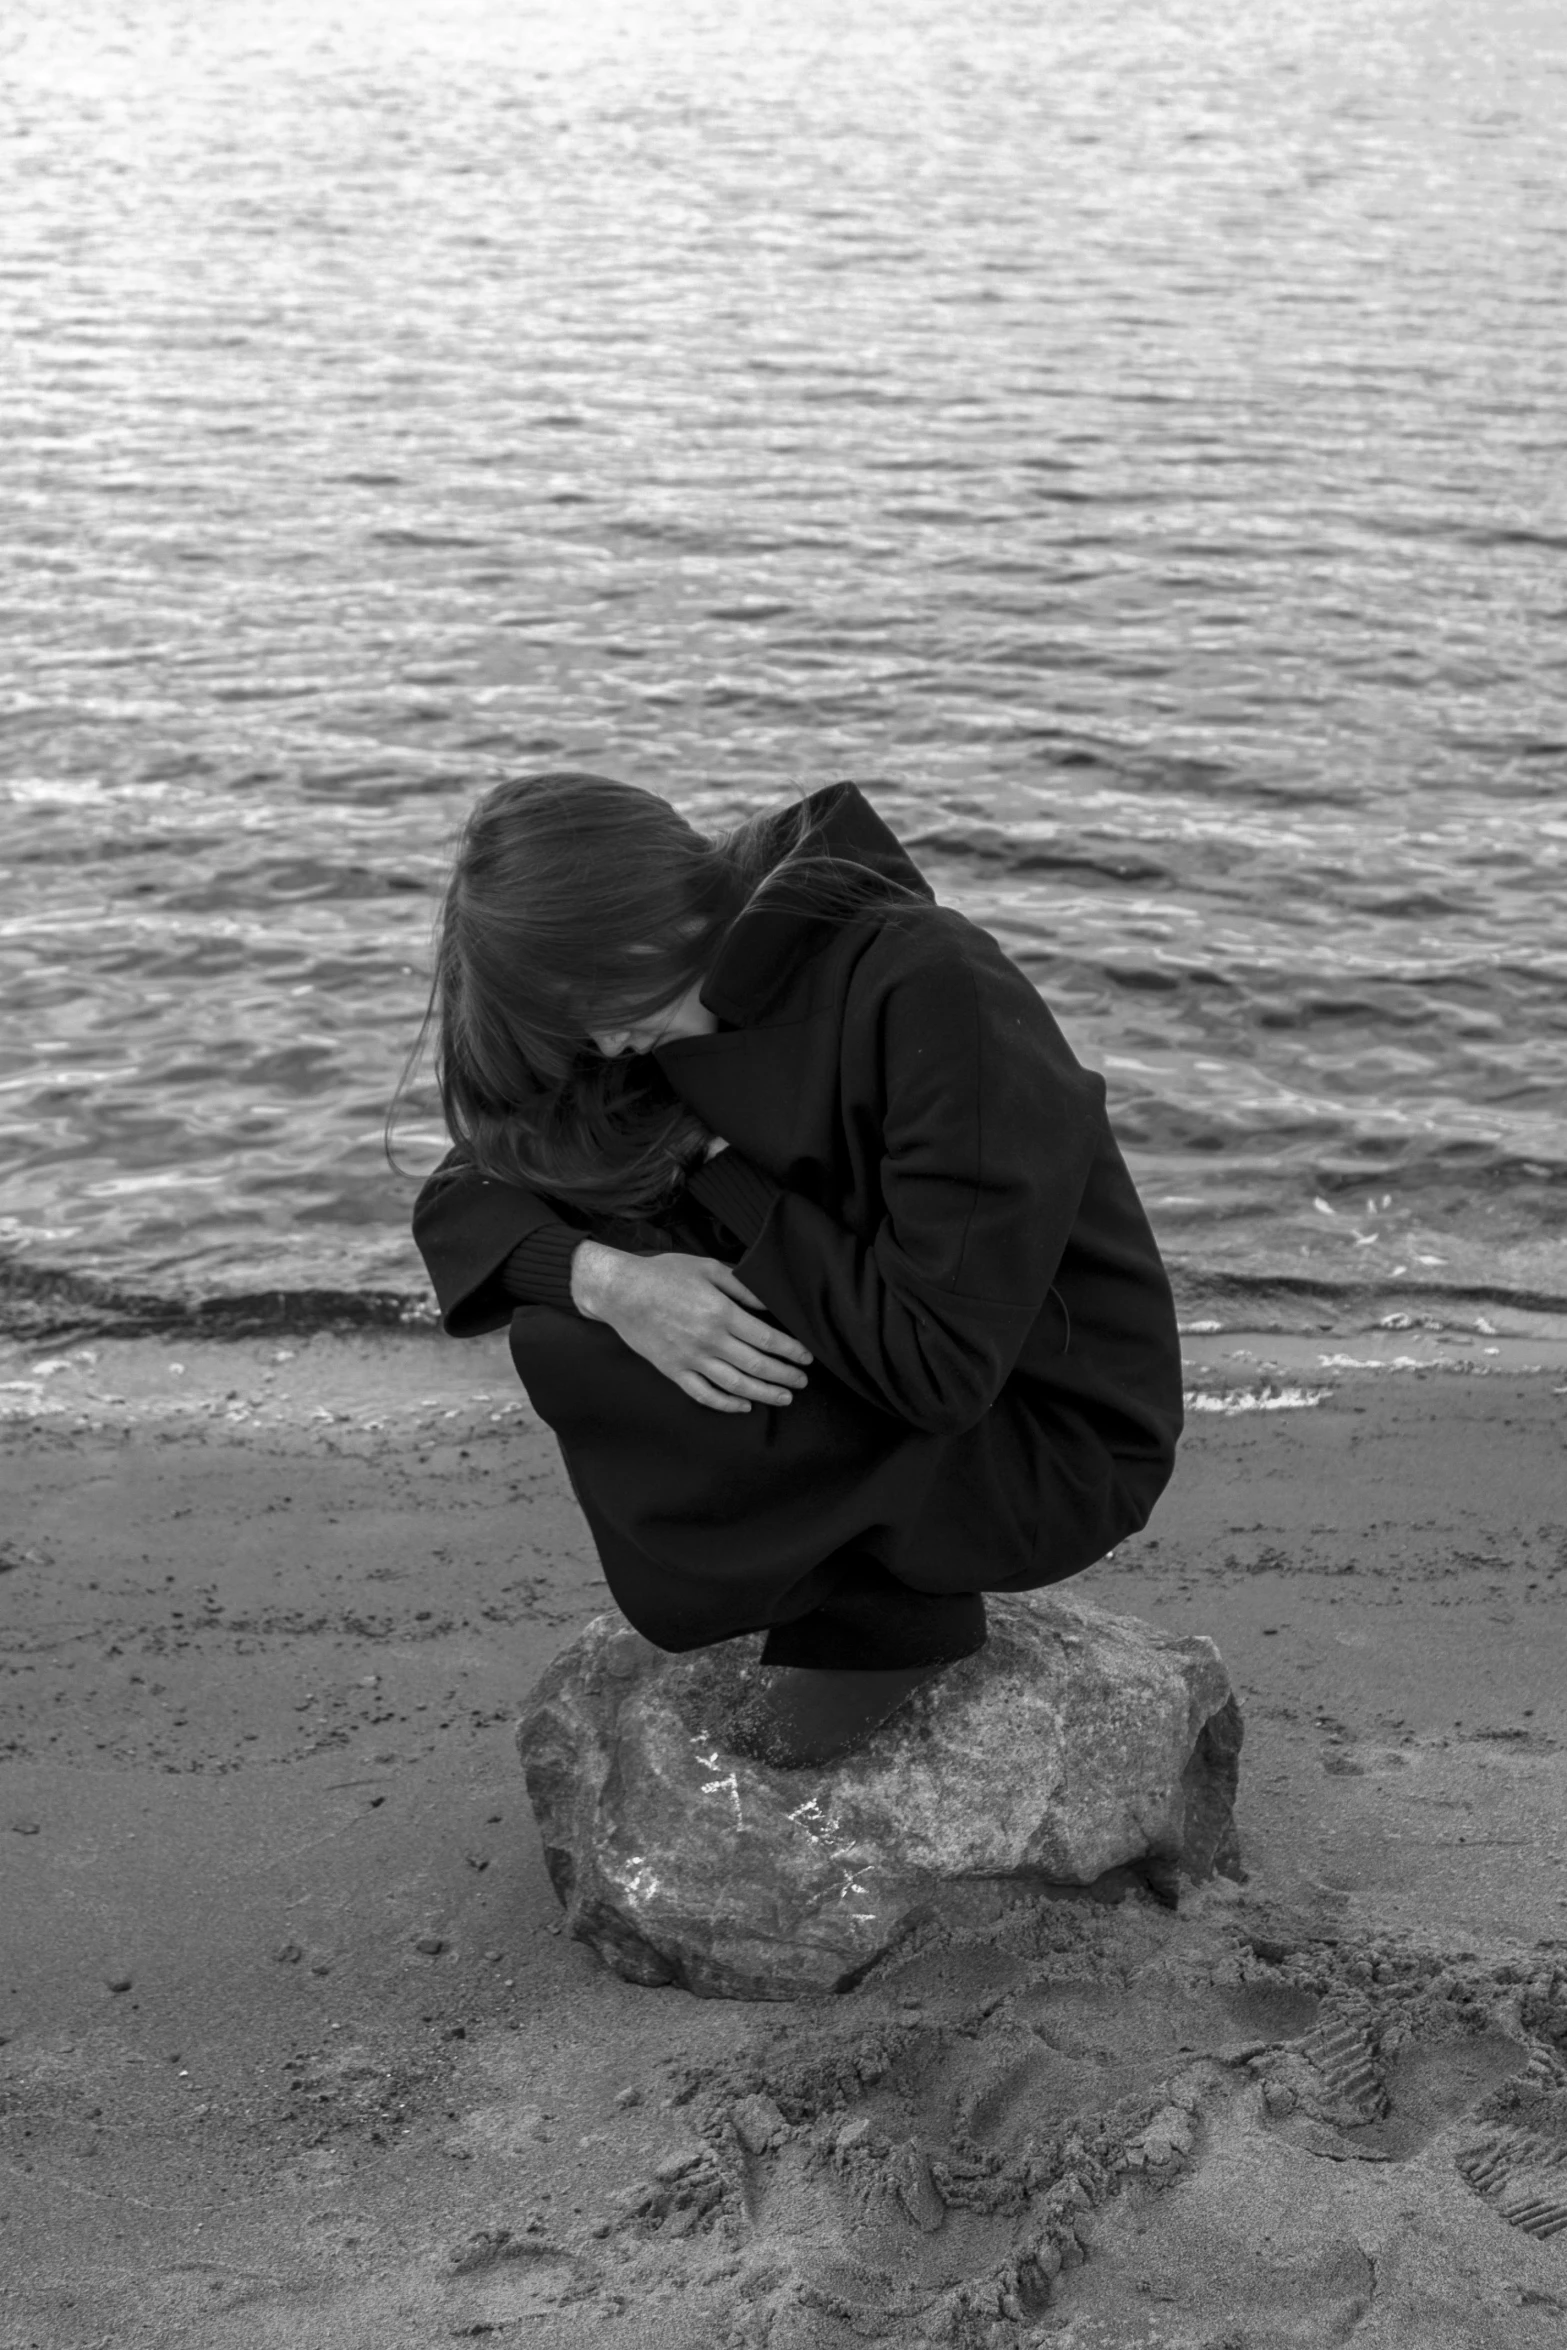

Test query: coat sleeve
[687,922,1105,1436]
[412,1147,581,1337]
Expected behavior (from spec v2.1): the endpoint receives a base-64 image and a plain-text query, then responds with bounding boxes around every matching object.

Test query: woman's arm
[686,922,1106,1435]
[412,1148,580,1335]
[413,1146,813,1409]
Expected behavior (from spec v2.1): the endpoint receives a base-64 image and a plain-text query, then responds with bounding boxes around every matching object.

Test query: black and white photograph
[3,0,1565,2342]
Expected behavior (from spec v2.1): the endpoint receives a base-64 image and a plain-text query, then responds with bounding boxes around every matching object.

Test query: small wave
[1168,1267,1567,1323]
[0,1261,435,1345]
[910,825,1170,885]
[1183,1386,1330,1414]
[366,528,490,551]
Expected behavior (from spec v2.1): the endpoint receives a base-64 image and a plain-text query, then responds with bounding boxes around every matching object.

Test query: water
[3,0,1565,1332]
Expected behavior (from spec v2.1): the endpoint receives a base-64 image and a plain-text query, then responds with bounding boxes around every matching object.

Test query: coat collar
[692,783,935,1028]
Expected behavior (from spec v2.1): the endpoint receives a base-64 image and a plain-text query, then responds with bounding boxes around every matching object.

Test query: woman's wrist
[569,1238,626,1320]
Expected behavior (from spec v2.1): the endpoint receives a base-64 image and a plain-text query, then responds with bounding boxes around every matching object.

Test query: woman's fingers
[679,1371,751,1414]
[709,1264,766,1309]
[719,1298,812,1366]
[707,1266,812,1360]
[721,1339,807,1390]
[705,1361,798,1406]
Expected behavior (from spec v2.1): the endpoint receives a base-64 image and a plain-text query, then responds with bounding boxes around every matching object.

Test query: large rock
[516,1590,1243,2001]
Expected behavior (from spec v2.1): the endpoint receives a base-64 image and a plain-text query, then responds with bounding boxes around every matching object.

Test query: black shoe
[726,1662,948,1770]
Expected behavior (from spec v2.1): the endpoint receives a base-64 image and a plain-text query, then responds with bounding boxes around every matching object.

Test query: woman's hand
[569,1243,811,1414]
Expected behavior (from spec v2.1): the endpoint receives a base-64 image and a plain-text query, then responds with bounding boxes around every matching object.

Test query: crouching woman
[402,774,1183,1766]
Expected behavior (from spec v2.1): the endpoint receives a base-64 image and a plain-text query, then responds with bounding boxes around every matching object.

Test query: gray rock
[516,1589,1242,2000]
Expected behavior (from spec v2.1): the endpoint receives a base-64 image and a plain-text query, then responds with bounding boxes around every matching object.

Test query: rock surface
[516,1589,1243,2000]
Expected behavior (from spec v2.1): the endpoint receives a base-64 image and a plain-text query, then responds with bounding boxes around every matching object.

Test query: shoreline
[5,1322,1567,1441]
[4,1331,1566,2346]
[6,1251,1567,1354]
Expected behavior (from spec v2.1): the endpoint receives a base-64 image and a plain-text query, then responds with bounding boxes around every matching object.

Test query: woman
[405,773,1183,1766]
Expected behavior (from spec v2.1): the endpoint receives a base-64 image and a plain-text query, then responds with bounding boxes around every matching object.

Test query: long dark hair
[390,773,920,1224]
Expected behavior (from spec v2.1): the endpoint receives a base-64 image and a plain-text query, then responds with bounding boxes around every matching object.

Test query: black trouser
[509,1306,1122,1671]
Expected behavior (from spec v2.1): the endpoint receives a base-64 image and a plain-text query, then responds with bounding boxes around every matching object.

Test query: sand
[3,1325,1566,2349]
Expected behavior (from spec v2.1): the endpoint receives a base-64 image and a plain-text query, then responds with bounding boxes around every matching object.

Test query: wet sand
[3,1330,1565,2348]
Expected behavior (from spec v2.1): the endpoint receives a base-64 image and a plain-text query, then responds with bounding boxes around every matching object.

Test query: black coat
[413,786,1183,1644]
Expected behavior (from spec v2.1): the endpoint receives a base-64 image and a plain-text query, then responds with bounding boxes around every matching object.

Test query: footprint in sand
[1297,2011,1390,2122]
[671,1965,1330,2341]
[1456,2044,1567,2243]
[601,1919,1567,2347]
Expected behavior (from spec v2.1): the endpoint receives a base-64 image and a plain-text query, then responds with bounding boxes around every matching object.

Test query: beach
[4,1329,1565,2348]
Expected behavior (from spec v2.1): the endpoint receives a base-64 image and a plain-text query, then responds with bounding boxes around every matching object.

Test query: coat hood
[699,783,936,1027]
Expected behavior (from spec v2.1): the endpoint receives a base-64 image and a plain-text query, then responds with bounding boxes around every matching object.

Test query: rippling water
[3,0,1565,1330]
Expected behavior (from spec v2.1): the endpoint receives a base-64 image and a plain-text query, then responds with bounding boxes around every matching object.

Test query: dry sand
[3,1325,1566,2349]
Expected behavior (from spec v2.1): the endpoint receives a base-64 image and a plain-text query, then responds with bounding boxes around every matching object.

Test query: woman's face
[588,976,716,1058]
[588,1015,670,1058]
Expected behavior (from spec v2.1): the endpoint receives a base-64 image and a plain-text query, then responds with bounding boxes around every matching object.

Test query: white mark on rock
[702,1769,743,1825]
